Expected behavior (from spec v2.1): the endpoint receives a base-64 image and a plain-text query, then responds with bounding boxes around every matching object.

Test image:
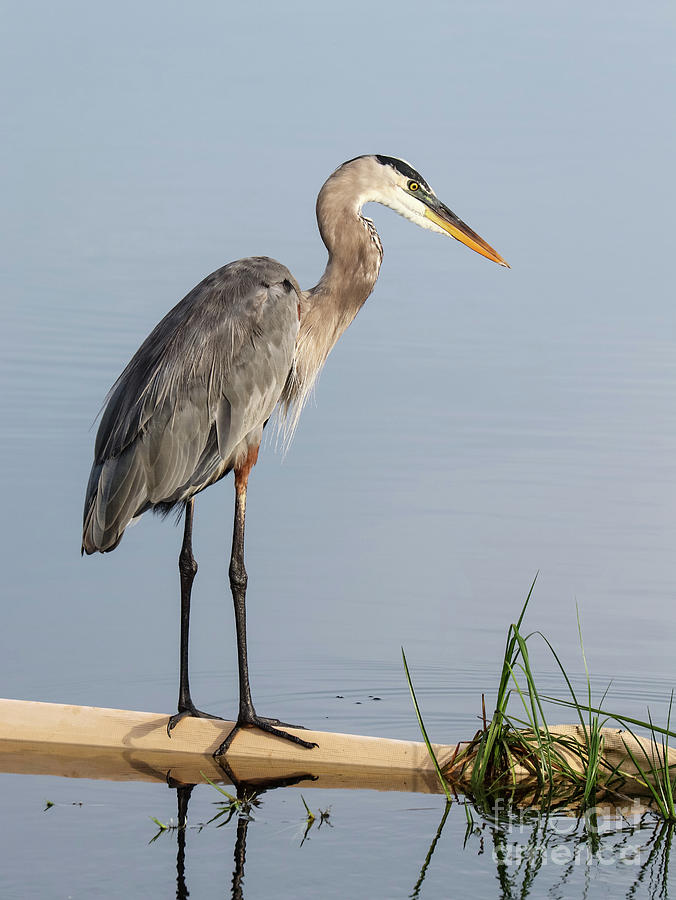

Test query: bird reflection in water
[160,770,317,900]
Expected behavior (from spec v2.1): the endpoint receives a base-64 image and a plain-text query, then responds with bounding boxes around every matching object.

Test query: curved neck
[279,166,384,440]
[305,169,383,341]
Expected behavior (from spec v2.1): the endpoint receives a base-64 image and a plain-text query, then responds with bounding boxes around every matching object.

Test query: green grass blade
[402,647,452,802]
[300,795,315,823]
[620,734,669,819]
[200,771,237,803]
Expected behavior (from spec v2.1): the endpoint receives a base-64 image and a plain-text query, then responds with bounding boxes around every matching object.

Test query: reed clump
[404,575,676,819]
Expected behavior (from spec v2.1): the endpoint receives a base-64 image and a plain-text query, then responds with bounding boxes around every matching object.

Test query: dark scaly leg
[168,498,222,735]
[231,815,249,900]
[214,451,317,757]
[175,782,193,900]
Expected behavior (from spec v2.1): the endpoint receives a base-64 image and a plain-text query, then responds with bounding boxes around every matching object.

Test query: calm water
[2,0,676,896]
[4,777,674,899]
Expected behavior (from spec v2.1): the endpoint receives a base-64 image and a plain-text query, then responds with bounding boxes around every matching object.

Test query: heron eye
[408,181,419,192]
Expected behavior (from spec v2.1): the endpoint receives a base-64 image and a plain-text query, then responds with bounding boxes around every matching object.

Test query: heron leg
[168,498,223,735]
[214,458,317,757]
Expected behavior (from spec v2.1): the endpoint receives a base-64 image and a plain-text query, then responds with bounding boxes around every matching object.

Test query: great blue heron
[82,154,508,755]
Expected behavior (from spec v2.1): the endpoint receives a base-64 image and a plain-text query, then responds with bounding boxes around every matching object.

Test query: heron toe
[213,714,318,758]
[256,715,306,729]
[167,705,224,736]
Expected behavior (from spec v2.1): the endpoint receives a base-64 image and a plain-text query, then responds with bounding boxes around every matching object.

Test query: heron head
[339,155,509,267]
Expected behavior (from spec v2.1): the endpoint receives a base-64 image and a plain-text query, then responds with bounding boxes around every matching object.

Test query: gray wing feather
[83,257,300,554]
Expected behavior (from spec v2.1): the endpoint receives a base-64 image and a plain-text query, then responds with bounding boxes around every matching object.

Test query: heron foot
[256,715,306,729]
[167,704,224,737]
[213,713,318,757]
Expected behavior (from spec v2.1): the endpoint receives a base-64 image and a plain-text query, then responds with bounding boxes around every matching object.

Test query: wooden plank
[0,698,454,792]
[5,699,669,796]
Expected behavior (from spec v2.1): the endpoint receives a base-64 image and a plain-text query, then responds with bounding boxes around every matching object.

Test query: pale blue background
[1,1,675,896]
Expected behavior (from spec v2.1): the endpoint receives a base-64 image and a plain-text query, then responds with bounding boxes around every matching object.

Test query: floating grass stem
[402,647,452,801]
[300,794,315,825]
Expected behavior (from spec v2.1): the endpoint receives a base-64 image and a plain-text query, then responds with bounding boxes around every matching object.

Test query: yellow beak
[424,204,509,268]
